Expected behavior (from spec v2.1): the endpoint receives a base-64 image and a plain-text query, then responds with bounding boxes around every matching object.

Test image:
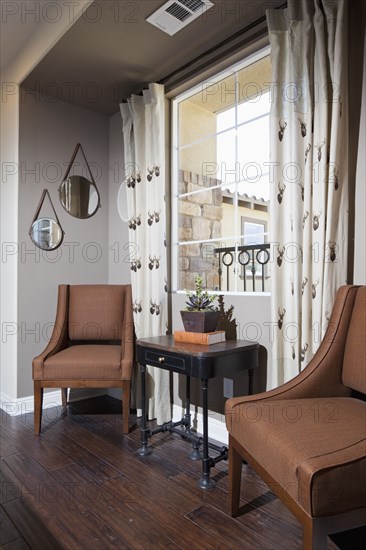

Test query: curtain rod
[159,2,287,89]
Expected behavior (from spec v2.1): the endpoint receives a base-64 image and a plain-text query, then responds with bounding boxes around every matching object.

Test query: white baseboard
[0,389,106,417]
[1,392,229,444]
[0,390,62,417]
[172,404,228,445]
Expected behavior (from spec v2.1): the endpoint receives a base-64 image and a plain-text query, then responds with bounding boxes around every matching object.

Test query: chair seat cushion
[44,345,122,380]
[226,397,366,517]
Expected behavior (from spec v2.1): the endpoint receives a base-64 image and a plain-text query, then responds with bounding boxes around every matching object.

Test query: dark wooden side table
[136,335,259,489]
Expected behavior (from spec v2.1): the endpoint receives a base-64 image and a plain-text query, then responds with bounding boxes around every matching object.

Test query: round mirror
[59,175,100,219]
[30,217,64,251]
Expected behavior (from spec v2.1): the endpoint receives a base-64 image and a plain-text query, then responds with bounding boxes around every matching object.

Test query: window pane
[179,73,237,147]
[217,106,235,132]
[214,73,237,132]
[179,99,216,148]
[243,222,265,245]
[179,137,218,183]
[237,116,269,167]
[237,90,271,125]
[178,241,221,291]
[215,243,238,292]
[236,56,272,124]
[237,171,270,202]
[216,129,236,184]
[178,185,224,243]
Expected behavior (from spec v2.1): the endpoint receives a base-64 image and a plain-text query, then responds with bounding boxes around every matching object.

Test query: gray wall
[18,91,110,397]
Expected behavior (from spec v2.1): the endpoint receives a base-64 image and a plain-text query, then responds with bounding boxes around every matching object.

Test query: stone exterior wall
[178,169,222,290]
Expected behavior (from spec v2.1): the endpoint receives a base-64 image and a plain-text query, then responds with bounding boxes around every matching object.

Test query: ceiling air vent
[146,0,214,36]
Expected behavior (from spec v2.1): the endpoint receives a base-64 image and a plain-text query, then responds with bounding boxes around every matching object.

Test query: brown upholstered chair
[226,285,366,549]
[33,284,134,435]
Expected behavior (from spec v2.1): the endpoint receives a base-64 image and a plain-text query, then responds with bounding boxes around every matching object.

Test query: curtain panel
[267,0,349,387]
[120,84,171,425]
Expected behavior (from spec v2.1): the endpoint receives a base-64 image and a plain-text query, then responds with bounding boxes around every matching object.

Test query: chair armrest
[226,286,358,420]
[121,284,135,380]
[32,285,69,380]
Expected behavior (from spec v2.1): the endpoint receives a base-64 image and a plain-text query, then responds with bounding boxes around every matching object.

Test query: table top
[136,335,259,358]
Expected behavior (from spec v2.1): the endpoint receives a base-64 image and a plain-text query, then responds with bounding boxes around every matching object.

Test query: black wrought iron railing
[213,243,271,292]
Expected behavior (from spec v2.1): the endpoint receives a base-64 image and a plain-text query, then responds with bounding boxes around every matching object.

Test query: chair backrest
[342,286,366,394]
[68,285,130,342]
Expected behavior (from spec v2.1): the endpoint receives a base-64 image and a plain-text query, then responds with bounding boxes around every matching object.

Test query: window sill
[173,290,271,298]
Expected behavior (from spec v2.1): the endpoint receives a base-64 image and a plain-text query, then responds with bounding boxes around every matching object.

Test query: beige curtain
[267,0,349,387]
[120,84,171,424]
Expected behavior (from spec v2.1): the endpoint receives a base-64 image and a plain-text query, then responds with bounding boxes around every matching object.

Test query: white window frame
[171,45,271,294]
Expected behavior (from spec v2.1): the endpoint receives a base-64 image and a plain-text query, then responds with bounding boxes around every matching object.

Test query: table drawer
[145,350,188,373]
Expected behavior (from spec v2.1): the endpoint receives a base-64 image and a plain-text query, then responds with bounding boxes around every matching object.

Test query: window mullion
[172,99,179,291]
[234,70,239,293]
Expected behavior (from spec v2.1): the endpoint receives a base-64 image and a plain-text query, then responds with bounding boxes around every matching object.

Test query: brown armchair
[226,285,366,549]
[33,284,134,435]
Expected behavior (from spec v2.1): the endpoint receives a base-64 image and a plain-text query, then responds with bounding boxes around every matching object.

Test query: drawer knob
[158,357,165,364]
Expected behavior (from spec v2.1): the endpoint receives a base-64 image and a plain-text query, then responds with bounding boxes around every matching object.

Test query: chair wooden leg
[303,518,327,550]
[228,435,242,517]
[34,381,43,436]
[61,388,68,407]
[122,380,131,434]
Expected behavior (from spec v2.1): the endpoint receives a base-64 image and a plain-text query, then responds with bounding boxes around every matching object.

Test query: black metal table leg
[184,375,191,427]
[138,363,152,456]
[186,375,202,460]
[198,378,215,489]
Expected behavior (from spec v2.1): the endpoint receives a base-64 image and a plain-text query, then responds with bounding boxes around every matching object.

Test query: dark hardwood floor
[0,396,364,549]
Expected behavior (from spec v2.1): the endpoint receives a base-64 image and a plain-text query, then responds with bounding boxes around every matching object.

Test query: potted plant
[181,275,220,333]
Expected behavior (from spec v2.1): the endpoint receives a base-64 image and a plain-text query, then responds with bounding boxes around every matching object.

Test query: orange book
[173,330,226,345]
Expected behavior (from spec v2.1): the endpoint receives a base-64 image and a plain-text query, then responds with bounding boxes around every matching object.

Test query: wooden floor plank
[171,468,302,533]
[50,459,227,550]
[0,507,22,546]
[2,453,132,549]
[3,499,63,550]
[62,426,203,514]
[1,398,363,550]
[49,462,180,549]
[186,503,274,550]
[0,538,31,550]
[0,428,24,459]
[1,417,73,472]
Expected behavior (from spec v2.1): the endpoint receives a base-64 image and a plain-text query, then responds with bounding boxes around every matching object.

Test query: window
[172,49,271,293]
[241,217,269,287]
[242,219,267,248]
